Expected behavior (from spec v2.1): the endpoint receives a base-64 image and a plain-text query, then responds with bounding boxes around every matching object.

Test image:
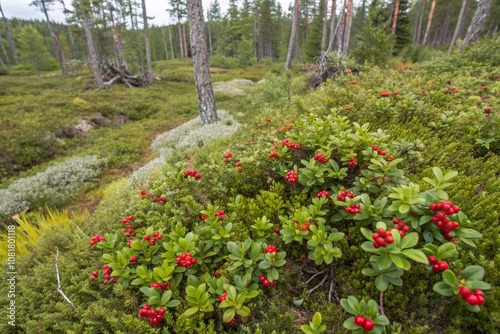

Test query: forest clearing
[0,0,499,333]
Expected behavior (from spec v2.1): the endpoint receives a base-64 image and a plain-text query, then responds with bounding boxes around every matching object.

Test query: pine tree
[17,25,52,71]
[0,1,19,64]
[460,0,493,50]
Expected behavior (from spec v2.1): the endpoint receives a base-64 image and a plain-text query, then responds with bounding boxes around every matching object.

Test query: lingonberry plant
[91,109,490,331]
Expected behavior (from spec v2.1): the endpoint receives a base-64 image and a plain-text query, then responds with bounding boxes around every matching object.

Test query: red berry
[375,237,386,247]
[465,294,479,305]
[385,235,394,244]
[438,261,449,271]
[354,315,365,326]
[428,256,437,264]
[274,227,281,233]
[91,271,98,277]
[362,318,374,331]
[215,271,221,277]
[459,287,471,297]
[129,256,138,262]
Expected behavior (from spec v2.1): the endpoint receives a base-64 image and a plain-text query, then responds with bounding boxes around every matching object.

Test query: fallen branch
[55,247,77,310]
[306,271,329,298]
[379,291,385,316]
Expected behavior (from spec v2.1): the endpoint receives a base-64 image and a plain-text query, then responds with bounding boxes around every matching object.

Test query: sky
[0,0,293,26]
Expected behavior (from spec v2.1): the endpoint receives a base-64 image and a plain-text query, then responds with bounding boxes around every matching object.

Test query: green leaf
[312,312,322,327]
[399,204,410,214]
[360,227,374,241]
[437,243,457,260]
[442,270,458,287]
[467,281,491,290]
[166,299,181,307]
[456,228,482,239]
[401,249,428,264]
[442,170,458,181]
[376,254,392,271]
[373,315,390,325]
[432,167,443,180]
[362,268,380,277]
[223,308,236,323]
[462,266,485,281]
[227,242,239,255]
[183,307,199,316]
[136,265,147,278]
[300,325,314,334]
[343,317,358,330]
[258,261,271,269]
[375,275,389,292]
[433,282,455,296]
[400,232,418,249]
[340,298,357,315]
[161,290,173,305]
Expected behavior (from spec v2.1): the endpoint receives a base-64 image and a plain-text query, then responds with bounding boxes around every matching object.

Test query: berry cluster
[235,161,242,167]
[201,214,209,221]
[149,281,169,291]
[90,234,105,246]
[380,91,389,97]
[268,150,279,159]
[484,107,492,116]
[224,152,233,159]
[144,231,163,246]
[102,264,118,284]
[295,220,313,231]
[387,155,394,162]
[336,190,355,202]
[215,210,226,221]
[389,218,410,237]
[259,275,277,287]
[176,253,196,268]
[316,190,329,198]
[139,304,165,326]
[285,170,298,184]
[370,145,387,156]
[372,228,395,248]
[354,315,374,331]
[122,215,136,238]
[89,270,99,280]
[140,190,167,204]
[184,169,201,179]
[348,157,357,168]
[429,201,461,240]
[264,244,277,254]
[459,287,485,305]
[281,139,300,150]
[428,256,449,271]
[313,153,329,164]
[345,203,361,214]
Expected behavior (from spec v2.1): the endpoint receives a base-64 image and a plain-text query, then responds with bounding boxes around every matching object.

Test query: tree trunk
[82,11,103,86]
[41,0,67,76]
[415,0,426,44]
[321,0,328,51]
[183,23,189,57]
[0,31,10,65]
[423,0,436,45]
[60,0,78,59]
[162,29,169,60]
[169,27,175,59]
[342,0,353,56]
[392,0,400,35]
[130,2,145,77]
[285,0,300,70]
[460,0,492,51]
[177,21,184,59]
[326,0,337,53]
[337,0,347,54]
[141,0,153,83]
[0,3,19,64]
[360,0,366,28]
[207,10,212,54]
[187,0,218,125]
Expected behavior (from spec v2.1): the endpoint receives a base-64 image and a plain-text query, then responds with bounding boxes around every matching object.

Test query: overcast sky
[1,0,293,26]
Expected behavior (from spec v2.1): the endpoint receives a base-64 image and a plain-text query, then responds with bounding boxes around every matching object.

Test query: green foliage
[351,25,394,67]
[16,25,54,72]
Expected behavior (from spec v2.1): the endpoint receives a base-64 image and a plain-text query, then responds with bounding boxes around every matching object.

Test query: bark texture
[342,0,353,56]
[321,0,328,51]
[423,0,436,45]
[285,0,300,70]
[460,0,493,51]
[141,0,153,84]
[82,11,103,86]
[0,3,18,64]
[392,0,400,35]
[326,0,336,53]
[187,0,218,125]
[415,0,427,44]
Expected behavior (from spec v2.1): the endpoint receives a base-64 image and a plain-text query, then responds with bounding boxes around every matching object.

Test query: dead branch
[55,247,77,310]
